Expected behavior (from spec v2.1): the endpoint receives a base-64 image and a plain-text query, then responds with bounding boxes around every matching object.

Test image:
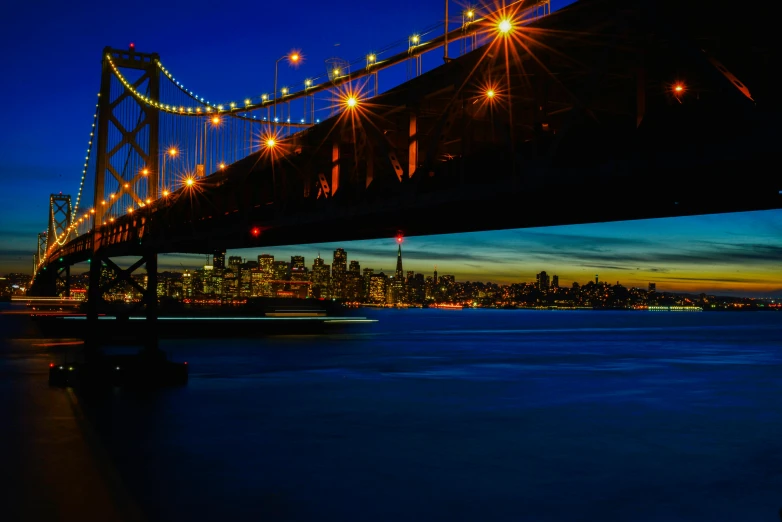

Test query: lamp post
[162,146,177,195]
[274,51,301,134]
[203,116,220,175]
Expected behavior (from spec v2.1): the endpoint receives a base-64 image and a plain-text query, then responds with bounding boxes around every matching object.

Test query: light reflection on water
[7,307,782,521]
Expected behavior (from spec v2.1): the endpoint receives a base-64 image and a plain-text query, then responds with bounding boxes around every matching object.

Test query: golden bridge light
[367,54,376,63]
[124,183,129,188]
[265,137,276,148]
[145,198,151,204]
[185,177,195,187]
[305,79,312,87]
[674,83,685,94]
[163,190,169,197]
[289,52,300,63]
[90,208,95,213]
[411,35,420,44]
[142,168,149,175]
[281,87,288,95]
[346,96,358,109]
[219,163,226,170]
[466,9,474,19]
[211,116,220,124]
[333,68,340,77]
[168,147,178,156]
[498,18,513,34]
[486,89,495,99]
[262,94,268,101]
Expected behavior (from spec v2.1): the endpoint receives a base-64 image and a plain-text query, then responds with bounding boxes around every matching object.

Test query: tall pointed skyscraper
[393,243,404,303]
[395,244,404,281]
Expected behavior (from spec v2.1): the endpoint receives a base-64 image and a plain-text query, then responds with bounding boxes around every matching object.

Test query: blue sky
[1,0,780,296]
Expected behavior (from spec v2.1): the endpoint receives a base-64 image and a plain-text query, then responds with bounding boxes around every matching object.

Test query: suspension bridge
[27,0,780,324]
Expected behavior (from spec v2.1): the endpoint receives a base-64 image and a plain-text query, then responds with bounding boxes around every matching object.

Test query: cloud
[581,264,632,271]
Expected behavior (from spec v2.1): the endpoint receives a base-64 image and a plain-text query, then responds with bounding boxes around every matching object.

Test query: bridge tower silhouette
[94,46,160,226]
[38,194,73,297]
[35,232,47,273]
[86,46,162,349]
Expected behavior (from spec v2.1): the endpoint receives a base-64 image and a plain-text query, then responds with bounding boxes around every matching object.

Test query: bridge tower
[87,45,161,353]
[35,231,47,270]
[94,45,160,226]
[47,194,72,297]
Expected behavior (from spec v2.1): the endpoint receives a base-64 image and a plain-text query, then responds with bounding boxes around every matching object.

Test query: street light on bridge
[498,18,513,35]
[274,50,302,132]
[162,146,178,194]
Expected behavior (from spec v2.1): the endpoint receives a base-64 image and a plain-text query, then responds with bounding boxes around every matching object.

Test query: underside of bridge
[33,0,780,295]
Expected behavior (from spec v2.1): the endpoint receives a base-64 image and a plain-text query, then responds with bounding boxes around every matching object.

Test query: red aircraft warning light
[129,42,135,50]
[251,227,261,237]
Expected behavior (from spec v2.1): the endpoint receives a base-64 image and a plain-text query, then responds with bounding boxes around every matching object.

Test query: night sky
[1,0,780,296]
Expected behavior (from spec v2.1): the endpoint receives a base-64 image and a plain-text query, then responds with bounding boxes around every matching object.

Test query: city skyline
[7,210,780,299]
[1,0,780,298]
[161,210,781,298]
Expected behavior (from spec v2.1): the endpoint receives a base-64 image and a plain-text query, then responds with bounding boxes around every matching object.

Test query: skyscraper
[311,255,330,299]
[551,275,559,289]
[332,248,347,299]
[536,271,550,293]
[258,254,275,297]
[369,273,387,303]
[362,267,374,301]
[393,244,404,303]
[212,251,226,270]
[346,260,362,301]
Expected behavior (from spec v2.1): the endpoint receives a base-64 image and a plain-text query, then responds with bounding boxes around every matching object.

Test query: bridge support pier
[85,251,160,355]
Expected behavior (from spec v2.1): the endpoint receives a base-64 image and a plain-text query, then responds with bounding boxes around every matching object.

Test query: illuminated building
[182,270,192,298]
[393,244,405,303]
[250,268,264,297]
[239,263,253,298]
[362,268,374,301]
[255,254,274,297]
[212,251,226,270]
[408,273,425,303]
[332,248,347,299]
[272,261,289,296]
[290,256,309,298]
[369,273,387,303]
[552,275,559,289]
[202,264,214,295]
[648,282,656,293]
[223,269,237,298]
[346,260,361,301]
[311,255,330,299]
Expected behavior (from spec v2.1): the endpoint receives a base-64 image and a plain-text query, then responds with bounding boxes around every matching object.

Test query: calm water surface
[7,307,782,521]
